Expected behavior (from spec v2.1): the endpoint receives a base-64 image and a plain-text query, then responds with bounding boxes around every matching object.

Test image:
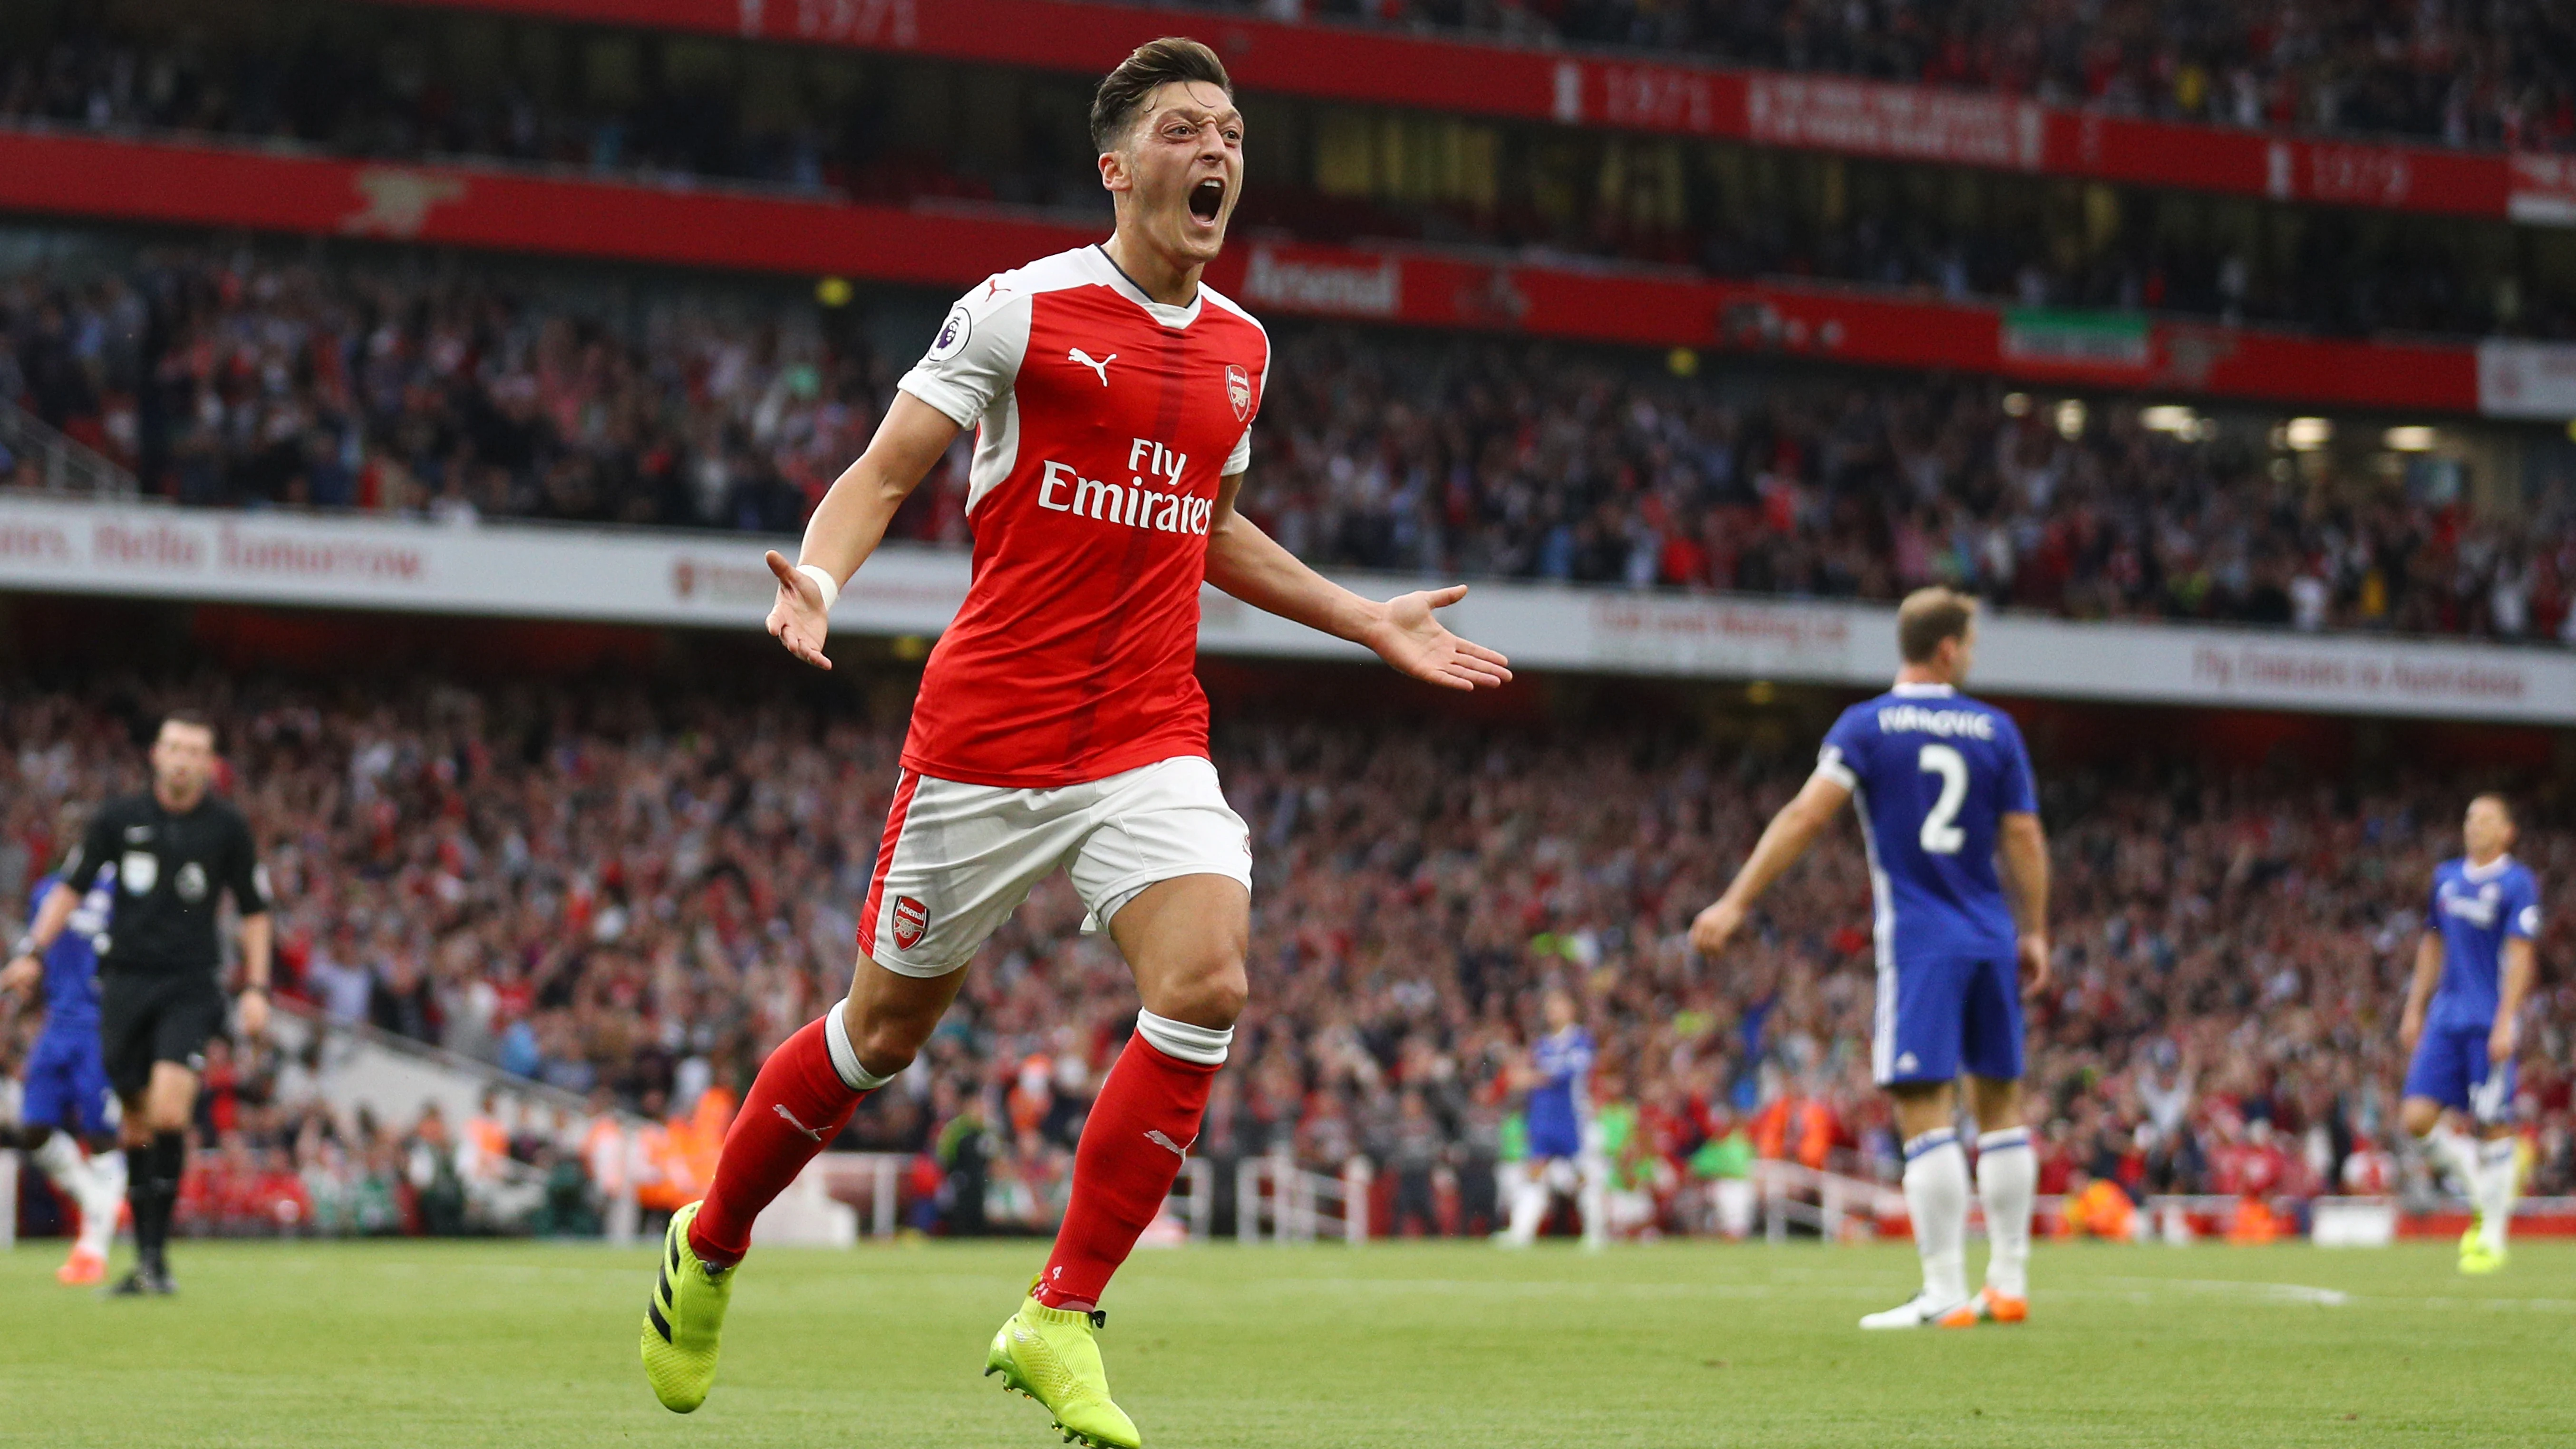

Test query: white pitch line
[2096,1276,2351,1306]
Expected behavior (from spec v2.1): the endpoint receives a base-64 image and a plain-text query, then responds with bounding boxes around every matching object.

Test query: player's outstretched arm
[1203,473,1511,691]
[764,394,963,670]
[235,909,273,1037]
[2493,936,2536,1065]
[1690,774,1851,957]
[1999,811,2052,999]
[2399,930,2442,1053]
[3,878,78,986]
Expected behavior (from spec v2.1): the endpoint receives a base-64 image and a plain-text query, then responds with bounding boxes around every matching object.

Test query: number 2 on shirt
[1917,743,1968,855]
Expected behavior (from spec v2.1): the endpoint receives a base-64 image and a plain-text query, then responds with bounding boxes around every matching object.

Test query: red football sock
[688,1015,867,1267]
[1036,1035,1218,1311]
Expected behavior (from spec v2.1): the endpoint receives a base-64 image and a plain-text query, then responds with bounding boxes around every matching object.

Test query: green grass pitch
[5,1237,2570,1447]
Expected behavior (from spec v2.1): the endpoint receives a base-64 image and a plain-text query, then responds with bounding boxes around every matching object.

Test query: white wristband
[795,563,841,612]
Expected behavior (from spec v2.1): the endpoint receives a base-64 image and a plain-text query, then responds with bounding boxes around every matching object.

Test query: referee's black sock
[146,1131,186,1272]
[125,1143,164,1272]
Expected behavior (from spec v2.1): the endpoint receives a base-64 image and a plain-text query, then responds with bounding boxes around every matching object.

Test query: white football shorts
[856,755,1253,977]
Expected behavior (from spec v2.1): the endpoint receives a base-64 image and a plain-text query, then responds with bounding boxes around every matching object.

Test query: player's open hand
[1689,898,1747,957]
[2489,1015,2517,1066]
[765,550,833,671]
[2016,932,2052,999]
[1366,586,1511,691]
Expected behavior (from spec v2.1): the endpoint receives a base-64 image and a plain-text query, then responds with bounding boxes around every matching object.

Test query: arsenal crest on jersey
[1226,364,1253,422]
[891,895,929,950]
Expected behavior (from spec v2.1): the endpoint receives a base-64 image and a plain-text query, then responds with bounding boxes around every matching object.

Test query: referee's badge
[119,850,157,896]
[177,862,209,903]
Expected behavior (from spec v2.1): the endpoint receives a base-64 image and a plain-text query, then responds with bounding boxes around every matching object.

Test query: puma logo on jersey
[1144,1129,1192,1160]
[1068,348,1115,386]
[773,1104,826,1142]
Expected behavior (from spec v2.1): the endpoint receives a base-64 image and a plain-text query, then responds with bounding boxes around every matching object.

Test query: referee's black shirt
[58,793,268,977]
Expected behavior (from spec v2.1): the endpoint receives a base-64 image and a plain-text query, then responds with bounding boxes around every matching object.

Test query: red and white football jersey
[895,245,1270,788]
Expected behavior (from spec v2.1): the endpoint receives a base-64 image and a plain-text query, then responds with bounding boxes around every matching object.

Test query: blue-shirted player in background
[2398,793,2539,1275]
[1693,588,2052,1329]
[1501,987,1607,1249]
[3,855,127,1285]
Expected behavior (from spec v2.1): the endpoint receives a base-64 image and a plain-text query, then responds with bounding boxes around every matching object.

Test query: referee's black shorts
[97,969,227,1101]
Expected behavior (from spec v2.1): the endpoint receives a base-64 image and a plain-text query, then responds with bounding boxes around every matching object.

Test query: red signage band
[0,127,2481,414]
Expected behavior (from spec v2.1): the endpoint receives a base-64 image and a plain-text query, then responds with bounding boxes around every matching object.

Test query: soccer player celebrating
[635,37,1511,1447]
[1690,588,2049,1329]
[2398,793,2538,1275]
[2,850,128,1285]
[5,712,272,1295]
[1500,987,1607,1249]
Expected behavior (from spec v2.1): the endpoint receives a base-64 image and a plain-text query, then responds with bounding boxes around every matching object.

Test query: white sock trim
[1976,1128,2032,1152]
[1134,1009,1232,1066]
[823,1007,895,1092]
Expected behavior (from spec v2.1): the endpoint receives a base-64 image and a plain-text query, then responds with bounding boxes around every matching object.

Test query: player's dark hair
[1091,37,1231,154]
[1896,587,1977,664]
[159,708,217,745]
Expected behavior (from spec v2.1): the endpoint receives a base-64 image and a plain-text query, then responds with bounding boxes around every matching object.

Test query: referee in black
[7,710,271,1294]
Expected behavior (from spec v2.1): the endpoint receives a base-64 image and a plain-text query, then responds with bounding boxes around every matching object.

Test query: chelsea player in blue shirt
[2,856,128,1285]
[2398,793,2539,1275]
[1500,988,1606,1248]
[1693,589,2051,1330]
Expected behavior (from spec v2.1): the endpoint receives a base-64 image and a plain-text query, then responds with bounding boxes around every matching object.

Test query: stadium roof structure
[378,0,2576,227]
[2,126,2554,418]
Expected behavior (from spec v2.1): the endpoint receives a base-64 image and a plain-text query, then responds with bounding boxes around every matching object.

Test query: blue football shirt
[2425,854,2540,1032]
[30,866,113,1033]
[1817,683,2037,967]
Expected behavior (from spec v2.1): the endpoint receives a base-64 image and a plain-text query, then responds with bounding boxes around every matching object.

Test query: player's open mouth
[1188,178,1225,224]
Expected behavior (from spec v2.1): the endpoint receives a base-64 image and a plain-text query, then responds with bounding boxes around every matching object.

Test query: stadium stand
[3,666,2570,1237]
[1181,0,2576,150]
[5,242,2573,639]
[5,1,2575,340]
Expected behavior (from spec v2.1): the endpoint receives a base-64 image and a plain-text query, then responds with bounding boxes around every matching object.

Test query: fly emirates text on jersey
[1036,438,1215,536]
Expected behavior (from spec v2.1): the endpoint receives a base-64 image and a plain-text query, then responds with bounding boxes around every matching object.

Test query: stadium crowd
[9,247,2576,643]
[1,6,2566,341]
[1208,0,2576,152]
[4,673,2572,1240]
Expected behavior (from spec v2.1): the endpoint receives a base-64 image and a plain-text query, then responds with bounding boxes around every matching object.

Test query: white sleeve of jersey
[1813,742,1857,790]
[896,280,1032,431]
[1220,343,1271,476]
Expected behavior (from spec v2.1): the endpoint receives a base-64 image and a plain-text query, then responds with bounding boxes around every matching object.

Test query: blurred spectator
[10,244,2576,643]
[7,664,2574,1246]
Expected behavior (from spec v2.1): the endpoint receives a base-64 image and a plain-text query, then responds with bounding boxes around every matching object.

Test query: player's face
[1543,991,1575,1030]
[150,721,214,803]
[1102,81,1244,268]
[2463,798,2514,858]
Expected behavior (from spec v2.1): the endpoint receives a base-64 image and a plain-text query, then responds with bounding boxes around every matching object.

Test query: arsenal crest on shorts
[892,896,929,950]
[1226,364,1253,422]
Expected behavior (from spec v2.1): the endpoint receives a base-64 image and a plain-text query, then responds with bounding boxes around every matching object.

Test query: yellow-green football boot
[2460,1225,2508,1275]
[984,1289,1143,1449]
[640,1201,736,1412]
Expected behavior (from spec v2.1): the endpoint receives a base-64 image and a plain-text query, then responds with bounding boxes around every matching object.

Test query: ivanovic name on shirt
[1875,704,1999,739]
[1036,438,1215,536]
